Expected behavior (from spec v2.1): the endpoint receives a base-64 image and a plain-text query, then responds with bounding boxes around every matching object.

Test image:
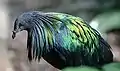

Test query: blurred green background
[0,0,120,71]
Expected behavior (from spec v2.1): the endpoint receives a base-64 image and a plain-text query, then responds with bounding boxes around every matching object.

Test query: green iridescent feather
[13,11,113,69]
[45,13,99,52]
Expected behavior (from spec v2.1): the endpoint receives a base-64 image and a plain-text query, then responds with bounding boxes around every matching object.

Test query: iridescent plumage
[12,11,113,69]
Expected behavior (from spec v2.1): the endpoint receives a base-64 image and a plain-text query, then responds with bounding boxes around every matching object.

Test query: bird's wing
[50,13,100,52]
[48,13,113,66]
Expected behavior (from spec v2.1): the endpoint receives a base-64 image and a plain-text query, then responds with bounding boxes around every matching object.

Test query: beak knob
[12,31,16,39]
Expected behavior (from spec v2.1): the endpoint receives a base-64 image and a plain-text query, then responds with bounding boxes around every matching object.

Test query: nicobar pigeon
[12,11,113,69]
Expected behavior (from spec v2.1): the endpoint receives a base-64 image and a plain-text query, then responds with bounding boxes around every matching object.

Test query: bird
[12,11,113,69]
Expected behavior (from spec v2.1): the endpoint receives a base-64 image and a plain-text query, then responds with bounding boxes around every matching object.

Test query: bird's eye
[19,23,23,26]
[28,20,30,23]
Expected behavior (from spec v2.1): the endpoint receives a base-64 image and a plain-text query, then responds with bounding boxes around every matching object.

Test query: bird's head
[12,12,36,39]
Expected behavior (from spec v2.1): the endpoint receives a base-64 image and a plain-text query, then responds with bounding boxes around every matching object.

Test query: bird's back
[40,12,113,68]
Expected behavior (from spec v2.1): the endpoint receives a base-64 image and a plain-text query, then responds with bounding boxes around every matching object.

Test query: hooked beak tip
[12,27,24,39]
[12,31,16,39]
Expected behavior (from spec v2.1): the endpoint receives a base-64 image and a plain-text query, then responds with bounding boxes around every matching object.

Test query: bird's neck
[28,25,52,56]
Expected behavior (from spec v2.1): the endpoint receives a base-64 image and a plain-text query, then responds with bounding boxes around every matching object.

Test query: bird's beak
[12,30,16,39]
[12,28,21,39]
[12,26,25,39]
